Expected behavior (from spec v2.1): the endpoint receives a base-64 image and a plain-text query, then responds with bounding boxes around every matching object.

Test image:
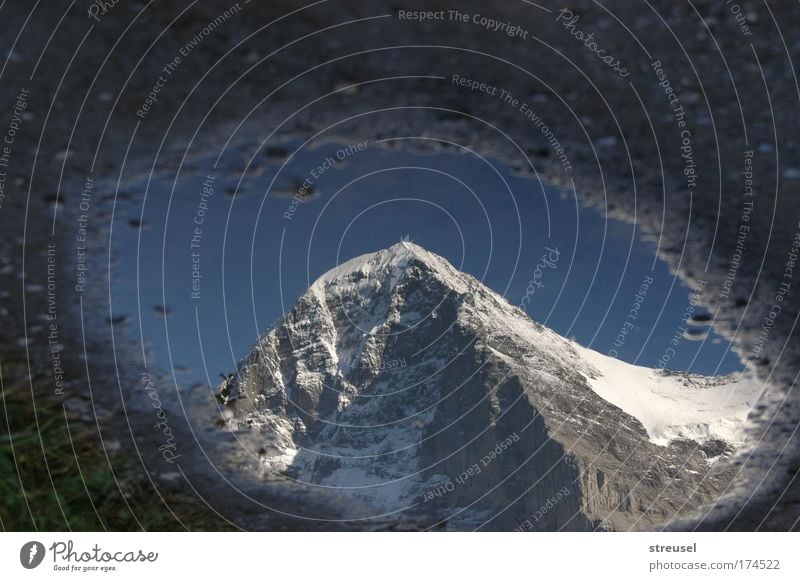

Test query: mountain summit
[217,243,761,530]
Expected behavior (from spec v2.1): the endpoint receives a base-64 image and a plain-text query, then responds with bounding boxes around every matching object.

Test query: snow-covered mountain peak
[218,243,764,530]
[312,242,468,291]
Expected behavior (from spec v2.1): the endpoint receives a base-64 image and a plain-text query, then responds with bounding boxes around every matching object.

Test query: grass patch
[0,360,233,531]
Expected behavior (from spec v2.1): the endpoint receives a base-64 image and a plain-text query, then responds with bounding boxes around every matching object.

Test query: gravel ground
[1,0,799,530]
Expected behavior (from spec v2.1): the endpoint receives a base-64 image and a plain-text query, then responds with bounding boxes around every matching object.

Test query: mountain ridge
[217,242,762,530]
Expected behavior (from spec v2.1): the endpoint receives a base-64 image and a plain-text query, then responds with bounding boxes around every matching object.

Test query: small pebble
[595,136,617,148]
[154,305,173,317]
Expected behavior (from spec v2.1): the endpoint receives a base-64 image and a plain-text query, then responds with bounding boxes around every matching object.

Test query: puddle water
[106,139,744,409]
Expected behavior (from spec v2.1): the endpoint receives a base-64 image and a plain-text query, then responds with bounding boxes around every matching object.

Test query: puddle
[105,139,744,406]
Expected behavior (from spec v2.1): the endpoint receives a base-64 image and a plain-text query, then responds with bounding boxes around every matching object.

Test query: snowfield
[576,345,764,447]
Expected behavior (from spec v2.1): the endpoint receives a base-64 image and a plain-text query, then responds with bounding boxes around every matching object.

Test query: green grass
[0,360,232,531]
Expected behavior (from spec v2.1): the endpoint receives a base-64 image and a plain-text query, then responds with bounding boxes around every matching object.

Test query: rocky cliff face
[217,243,761,530]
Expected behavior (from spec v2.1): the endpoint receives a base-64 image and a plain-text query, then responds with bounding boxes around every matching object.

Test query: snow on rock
[218,242,764,530]
[576,346,765,447]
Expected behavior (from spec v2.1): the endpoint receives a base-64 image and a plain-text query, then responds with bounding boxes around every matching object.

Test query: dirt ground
[1,0,799,530]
